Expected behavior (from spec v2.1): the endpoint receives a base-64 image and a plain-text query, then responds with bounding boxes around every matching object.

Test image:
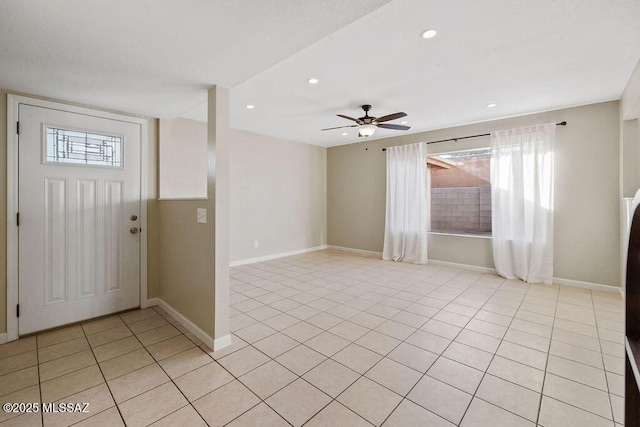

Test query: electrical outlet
[254,240,259,248]
[197,208,207,224]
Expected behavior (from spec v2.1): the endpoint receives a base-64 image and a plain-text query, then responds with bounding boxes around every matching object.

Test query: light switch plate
[197,208,207,223]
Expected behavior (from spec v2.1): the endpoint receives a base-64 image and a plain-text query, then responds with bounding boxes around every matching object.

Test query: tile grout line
[79,318,128,426]
[234,256,568,426]
[309,271,496,422]
[200,333,294,426]
[4,252,623,426]
[408,273,523,426]
[230,258,454,334]
[35,310,197,425]
[462,282,559,426]
[221,305,374,426]
[151,303,288,426]
[38,346,102,403]
[590,290,618,423]
[68,308,281,426]
[535,283,561,425]
[292,265,458,427]
[150,304,253,427]
[539,290,622,423]
[35,335,44,426]
[224,265,457,426]
[118,308,211,427]
[247,264,533,425]
[27,309,168,367]
[369,268,484,427]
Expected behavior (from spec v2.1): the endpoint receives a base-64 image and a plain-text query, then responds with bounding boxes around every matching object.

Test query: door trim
[6,94,149,341]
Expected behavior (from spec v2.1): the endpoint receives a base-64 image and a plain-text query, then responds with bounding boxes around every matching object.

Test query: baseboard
[155,298,217,350]
[213,334,232,351]
[0,333,6,344]
[552,277,621,294]
[327,246,623,296]
[327,246,499,274]
[326,245,383,257]
[428,259,497,274]
[230,245,327,267]
[143,297,159,308]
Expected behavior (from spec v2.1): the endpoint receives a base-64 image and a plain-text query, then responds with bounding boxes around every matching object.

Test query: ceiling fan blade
[321,125,357,131]
[337,114,361,123]
[375,112,407,123]
[377,123,411,131]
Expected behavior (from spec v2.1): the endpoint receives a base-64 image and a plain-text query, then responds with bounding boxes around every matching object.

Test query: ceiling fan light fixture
[359,125,376,137]
[321,105,409,135]
[421,29,437,39]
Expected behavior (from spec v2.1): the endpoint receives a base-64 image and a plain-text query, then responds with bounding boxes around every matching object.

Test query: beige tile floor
[0,249,625,426]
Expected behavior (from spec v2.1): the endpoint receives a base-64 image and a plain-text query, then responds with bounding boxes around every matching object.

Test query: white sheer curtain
[491,123,555,284]
[383,142,428,264]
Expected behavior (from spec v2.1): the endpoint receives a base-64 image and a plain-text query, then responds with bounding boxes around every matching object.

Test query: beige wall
[621,119,640,197]
[159,118,208,199]
[157,199,214,336]
[230,130,327,262]
[622,58,640,120]
[328,101,621,287]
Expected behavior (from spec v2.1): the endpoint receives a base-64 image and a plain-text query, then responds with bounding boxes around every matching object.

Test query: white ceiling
[0,0,391,119]
[2,0,640,148]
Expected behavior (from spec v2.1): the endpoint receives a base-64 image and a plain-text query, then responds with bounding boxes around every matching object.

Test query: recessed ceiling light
[486,103,497,108]
[400,121,408,124]
[245,104,255,109]
[307,78,319,84]
[421,29,437,39]
[342,132,348,136]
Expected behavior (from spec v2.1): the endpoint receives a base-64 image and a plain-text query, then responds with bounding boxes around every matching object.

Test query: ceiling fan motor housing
[360,104,374,122]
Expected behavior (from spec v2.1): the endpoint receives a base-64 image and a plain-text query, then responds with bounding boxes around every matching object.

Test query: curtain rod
[381,121,567,151]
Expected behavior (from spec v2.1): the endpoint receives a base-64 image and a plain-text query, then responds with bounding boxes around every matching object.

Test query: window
[428,148,491,236]
[45,127,122,167]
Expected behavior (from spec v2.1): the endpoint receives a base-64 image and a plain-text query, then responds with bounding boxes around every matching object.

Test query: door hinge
[16,304,19,318]
[16,212,20,227]
[16,121,19,135]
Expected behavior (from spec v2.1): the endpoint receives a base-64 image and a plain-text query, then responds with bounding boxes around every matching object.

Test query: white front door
[18,103,141,335]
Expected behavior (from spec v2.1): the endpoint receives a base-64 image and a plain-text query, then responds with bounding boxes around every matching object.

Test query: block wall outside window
[428,149,491,236]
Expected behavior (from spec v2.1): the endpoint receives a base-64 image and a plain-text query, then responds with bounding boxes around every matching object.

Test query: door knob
[130,227,139,234]
[130,215,138,221]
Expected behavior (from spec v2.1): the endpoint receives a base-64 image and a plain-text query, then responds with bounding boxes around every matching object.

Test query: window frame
[42,123,125,169]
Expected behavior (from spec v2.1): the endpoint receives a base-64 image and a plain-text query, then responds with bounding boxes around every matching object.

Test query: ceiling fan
[321,104,410,137]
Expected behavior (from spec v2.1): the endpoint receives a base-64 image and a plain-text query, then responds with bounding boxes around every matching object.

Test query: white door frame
[6,94,149,342]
